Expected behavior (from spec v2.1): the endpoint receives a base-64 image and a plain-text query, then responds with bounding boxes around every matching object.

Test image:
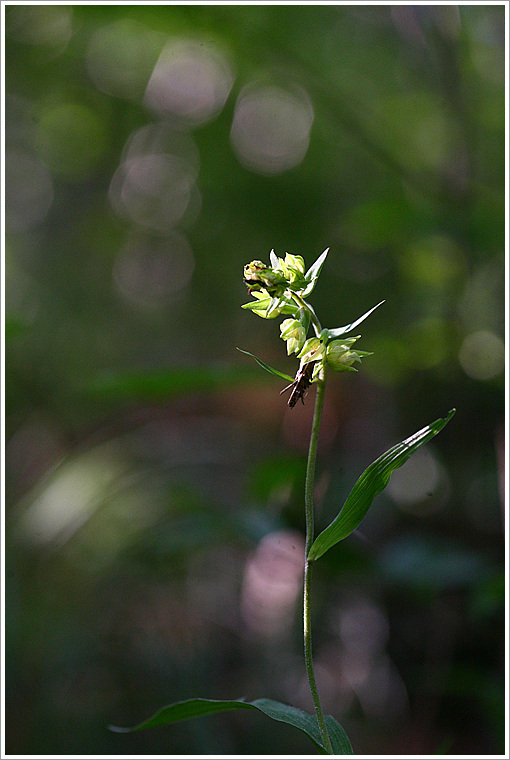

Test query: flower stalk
[302,376,333,753]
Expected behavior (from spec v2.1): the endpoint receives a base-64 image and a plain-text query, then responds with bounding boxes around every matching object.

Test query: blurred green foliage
[4,4,505,756]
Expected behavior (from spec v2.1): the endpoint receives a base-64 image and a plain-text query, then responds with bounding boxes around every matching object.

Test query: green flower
[297,336,326,365]
[280,318,307,355]
[326,337,372,372]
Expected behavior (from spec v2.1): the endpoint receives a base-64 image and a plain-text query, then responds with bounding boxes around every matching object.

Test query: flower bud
[280,318,307,355]
[326,338,364,371]
[284,252,305,275]
[281,253,307,290]
[282,253,306,286]
[243,260,286,297]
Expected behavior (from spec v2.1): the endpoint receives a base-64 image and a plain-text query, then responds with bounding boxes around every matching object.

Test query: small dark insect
[280,361,315,408]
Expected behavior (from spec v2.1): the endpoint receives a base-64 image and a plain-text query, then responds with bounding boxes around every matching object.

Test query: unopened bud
[280,318,307,355]
[326,338,367,371]
[243,261,286,296]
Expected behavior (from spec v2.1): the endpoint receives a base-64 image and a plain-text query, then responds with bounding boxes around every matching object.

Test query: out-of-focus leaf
[308,409,456,561]
[109,696,353,755]
[80,364,263,402]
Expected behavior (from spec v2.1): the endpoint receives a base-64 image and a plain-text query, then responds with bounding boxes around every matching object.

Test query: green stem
[303,376,333,754]
[292,293,322,337]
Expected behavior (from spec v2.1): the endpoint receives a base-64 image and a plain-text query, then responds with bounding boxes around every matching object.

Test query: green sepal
[236,348,294,383]
[242,297,272,311]
[269,249,279,269]
[241,297,297,319]
[302,248,329,296]
[308,409,456,561]
[267,295,283,317]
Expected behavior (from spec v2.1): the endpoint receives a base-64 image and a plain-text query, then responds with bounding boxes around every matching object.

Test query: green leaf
[109,697,353,755]
[308,409,456,561]
[327,300,385,340]
[325,714,355,754]
[236,348,294,382]
[302,247,329,296]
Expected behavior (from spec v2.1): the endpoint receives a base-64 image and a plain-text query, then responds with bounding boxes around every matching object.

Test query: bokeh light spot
[387,448,447,516]
[6,5,73,51]
[230,84,314,175]
[87,19,166,102]
[109,123,200,231]
[240,530,304,640]
[458,329,505,380]
[400,235,467,289]
[145,37,234,125]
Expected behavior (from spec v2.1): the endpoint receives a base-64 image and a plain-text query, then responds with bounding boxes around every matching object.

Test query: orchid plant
[110,248,455,754]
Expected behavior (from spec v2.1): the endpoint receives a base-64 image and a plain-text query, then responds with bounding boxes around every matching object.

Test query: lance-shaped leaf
[326,300,385,340]
[109,696,353,755]
[302,248,329,296]
[236,348,294,383]
[308,409,456,561]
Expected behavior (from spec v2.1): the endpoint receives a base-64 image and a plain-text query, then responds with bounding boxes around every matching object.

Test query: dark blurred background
[4,4,506,756]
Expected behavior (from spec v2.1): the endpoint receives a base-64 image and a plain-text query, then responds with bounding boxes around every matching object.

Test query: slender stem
[303,376,333,754]
[291,293,322,337]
